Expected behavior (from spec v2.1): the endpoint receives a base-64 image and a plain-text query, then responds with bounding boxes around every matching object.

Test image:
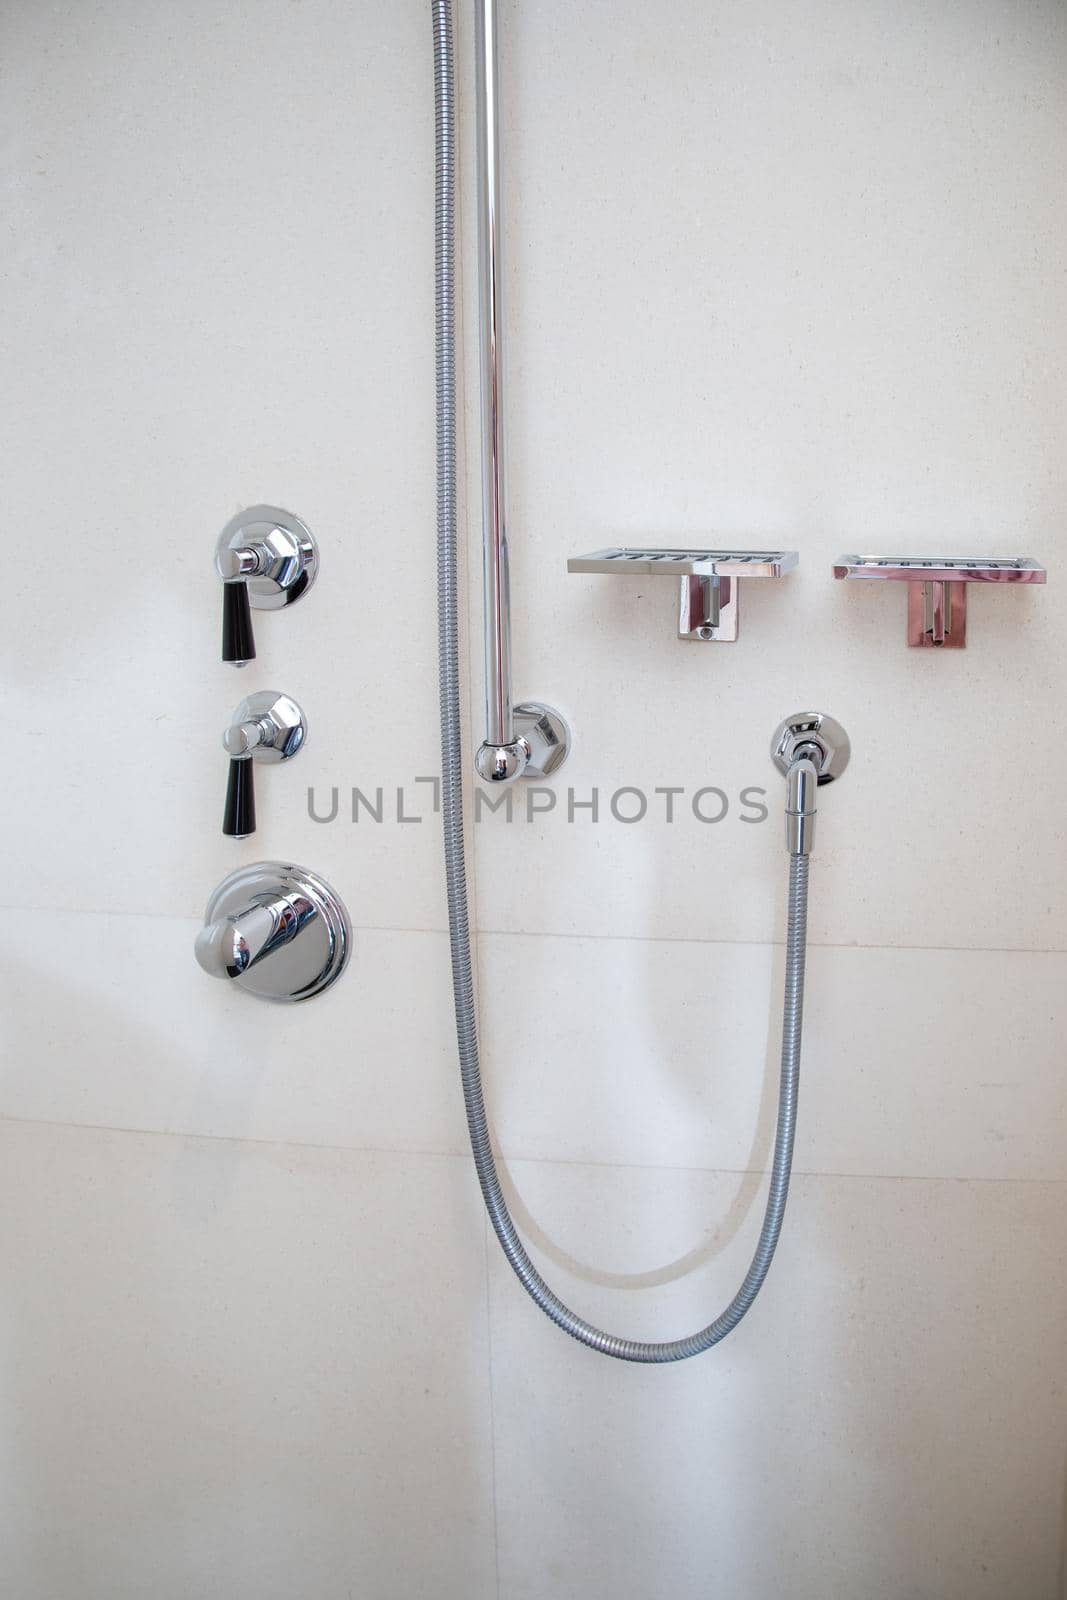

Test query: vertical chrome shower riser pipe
[473,0,512,757]
[472,0,570,784]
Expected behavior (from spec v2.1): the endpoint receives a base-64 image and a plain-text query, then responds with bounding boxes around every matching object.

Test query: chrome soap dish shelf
[567,548,799,641]
[833,555,1047,649]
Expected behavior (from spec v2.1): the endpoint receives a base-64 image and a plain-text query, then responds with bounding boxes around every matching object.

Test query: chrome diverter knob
[194,863,351,1002]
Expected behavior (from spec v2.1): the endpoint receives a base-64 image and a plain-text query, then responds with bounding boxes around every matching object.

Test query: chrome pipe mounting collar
[771,711,850,784]
[475,701,571,783]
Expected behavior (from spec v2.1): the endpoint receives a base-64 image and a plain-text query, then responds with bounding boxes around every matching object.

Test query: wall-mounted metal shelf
[567,548,799,642]
[833,555,1047,649]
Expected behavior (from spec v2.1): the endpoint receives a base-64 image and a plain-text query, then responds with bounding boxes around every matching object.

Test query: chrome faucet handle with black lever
[214,506,318,666]
[221,691,306,838]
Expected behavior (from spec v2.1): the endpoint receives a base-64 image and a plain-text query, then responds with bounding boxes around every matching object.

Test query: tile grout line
[474,928,1067,958]
[3,903,1065,959]
[482,1219,503,1600]
[1,1113,1064,1188]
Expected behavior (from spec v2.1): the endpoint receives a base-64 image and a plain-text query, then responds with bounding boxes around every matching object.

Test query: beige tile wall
[2,1,1064,1596]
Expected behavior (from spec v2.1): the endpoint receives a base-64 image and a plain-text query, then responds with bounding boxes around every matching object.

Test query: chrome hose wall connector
[435,0,816,1360]
[785,757,819,855]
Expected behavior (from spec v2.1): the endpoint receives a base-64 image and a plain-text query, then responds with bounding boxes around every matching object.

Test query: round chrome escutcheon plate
[215,506,318,612]
[202,862,350,1003]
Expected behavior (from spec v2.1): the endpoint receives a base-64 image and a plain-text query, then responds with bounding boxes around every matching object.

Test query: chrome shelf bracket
[567,548,799,642]
[833,555,1047,649]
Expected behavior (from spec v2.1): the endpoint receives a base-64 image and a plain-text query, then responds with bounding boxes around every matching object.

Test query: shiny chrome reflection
[771,712,851,858]
[194,862,351,1002]
[214,506,318,667]
[223,691,306,763]
[833,555,1047,649]
[215,506,318,611]
[220,691,306,839]
[472,0,569,782]
[568,548,799,642]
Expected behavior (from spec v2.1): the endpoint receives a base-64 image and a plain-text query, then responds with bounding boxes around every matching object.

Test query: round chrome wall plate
[513,701,571,780]
[215,506,318,611]
[200,862,350,1003]
[224,691,307,762]
[771,712,850,784]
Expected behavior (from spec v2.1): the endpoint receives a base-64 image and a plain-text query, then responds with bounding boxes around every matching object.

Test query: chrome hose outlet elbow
[784,758,819,856]
[771,711,850,856]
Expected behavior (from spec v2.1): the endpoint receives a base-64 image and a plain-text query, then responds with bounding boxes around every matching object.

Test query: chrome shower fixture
[771,711,850,856]
[474,703,571,783]
[214,506,318,666]
[833,555,1046,649]
[195,861,350,1002]
[568,548,799,641]
[221,690,306,839]
[434,2,850,1360]
[471,0,570,783]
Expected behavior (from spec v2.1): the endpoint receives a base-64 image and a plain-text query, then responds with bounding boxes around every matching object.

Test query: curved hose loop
[433,0,809,1361]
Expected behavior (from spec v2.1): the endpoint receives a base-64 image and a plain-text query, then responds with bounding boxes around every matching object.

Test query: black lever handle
[222,757,256,838]
[220,693,304,842]
[222,580,256,666]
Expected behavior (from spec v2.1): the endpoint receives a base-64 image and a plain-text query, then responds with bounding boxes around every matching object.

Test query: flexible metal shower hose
[433,0,810,1361]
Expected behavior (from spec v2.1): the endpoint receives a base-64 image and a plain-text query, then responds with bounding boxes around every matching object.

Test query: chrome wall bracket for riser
[475,702,571,783]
